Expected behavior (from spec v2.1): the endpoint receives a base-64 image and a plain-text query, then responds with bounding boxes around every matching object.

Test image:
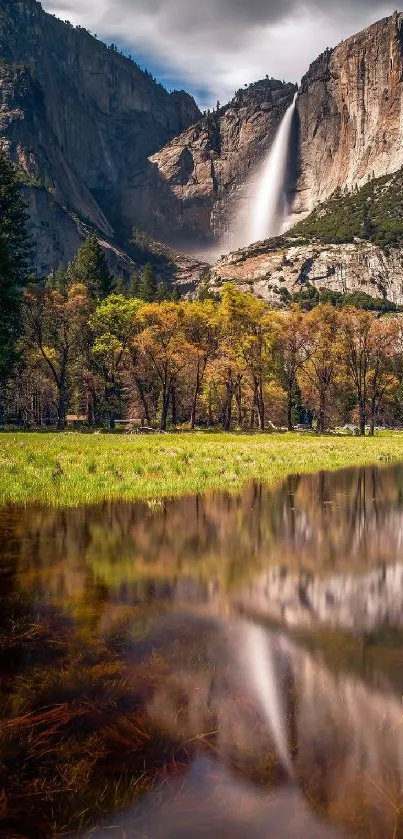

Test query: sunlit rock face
[143,13,403,252]
[211,239,403,307]
[294,13,403,217]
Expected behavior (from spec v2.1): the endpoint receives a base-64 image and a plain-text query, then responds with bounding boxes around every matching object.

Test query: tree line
[8,274,403,434]
[1,150,403,434]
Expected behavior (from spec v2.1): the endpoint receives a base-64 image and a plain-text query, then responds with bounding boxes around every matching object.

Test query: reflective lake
[2,464,403,838]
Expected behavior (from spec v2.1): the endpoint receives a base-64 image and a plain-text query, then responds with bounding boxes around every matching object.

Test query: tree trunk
[105,384,116,430]
[358,400,366,436]
[57,383,67,430]
[287,386,293,432]
[87,393,94,427]
[236,385,243,427]
[257,381,265,431]
[208,393,213,428]
[190,367,200,430]
[171,385,177,427]
[369,396,377,437]
[160,388,170,431]
[250,401,256,431]
[135,378,151,426]
[222,389,233,432]
[317,393,326,434]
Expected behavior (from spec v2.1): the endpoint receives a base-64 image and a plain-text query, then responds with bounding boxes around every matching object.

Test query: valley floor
[1,431,403,507]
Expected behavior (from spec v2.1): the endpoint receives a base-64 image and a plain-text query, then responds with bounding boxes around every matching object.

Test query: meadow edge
[1,431,403,507]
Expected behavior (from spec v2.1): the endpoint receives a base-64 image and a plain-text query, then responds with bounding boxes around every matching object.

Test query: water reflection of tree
[1,465,403,611]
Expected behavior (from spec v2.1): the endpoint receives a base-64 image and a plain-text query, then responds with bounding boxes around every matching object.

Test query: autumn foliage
[6,282,403,434]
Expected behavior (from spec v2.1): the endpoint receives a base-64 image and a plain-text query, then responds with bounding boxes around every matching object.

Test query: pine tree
[138,263,157,302]
[0,237,20,386]
[130,272,141,298]
[0,150,29,287]
[156,281,168,301]
[113,276,128,297]
[170,286,181,302]
[46,265,68,293]
[66,236,113,300]
[0,151,30,419]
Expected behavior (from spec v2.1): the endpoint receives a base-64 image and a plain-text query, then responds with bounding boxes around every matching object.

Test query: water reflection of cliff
[2,463,403,605]
[83,614,403,839]
[3,463,403,838]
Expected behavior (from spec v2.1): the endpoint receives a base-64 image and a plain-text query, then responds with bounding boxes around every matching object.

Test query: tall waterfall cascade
[221,92,297,254]
[248,92,297,245]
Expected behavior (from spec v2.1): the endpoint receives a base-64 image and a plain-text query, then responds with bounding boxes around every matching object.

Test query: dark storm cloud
[43,0,395,106]
[105,0,392,33]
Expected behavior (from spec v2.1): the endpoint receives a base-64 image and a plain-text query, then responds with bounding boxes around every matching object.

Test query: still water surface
[2,464,403,838]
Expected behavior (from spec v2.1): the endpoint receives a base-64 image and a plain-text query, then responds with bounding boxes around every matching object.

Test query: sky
[42,0,397,108]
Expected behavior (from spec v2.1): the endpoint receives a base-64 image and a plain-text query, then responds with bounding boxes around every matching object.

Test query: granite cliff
[2,3,403,290]
[294,12,403,218]
[0,0,201,276]
[145,12,403,253]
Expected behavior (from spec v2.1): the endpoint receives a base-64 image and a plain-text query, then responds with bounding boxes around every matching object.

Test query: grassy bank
[1,431,403,507]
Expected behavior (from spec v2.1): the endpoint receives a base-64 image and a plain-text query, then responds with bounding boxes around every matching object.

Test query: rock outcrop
[0,0,201,274]
[235,563,403,632]
[294,12,403,216]
[211,237,403,306]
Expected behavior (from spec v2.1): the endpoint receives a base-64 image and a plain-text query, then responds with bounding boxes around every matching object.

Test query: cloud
[42,0,395,107]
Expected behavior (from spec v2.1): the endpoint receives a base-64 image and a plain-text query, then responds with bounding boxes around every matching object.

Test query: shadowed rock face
[294,13,403,217]
[0,0,201,272]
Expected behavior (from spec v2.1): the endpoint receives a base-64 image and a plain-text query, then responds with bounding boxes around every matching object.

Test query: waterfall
[247,92,297,245]
[243,623,293,776]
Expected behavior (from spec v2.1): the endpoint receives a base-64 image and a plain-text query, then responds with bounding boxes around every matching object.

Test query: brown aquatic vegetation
[0,606,221,837]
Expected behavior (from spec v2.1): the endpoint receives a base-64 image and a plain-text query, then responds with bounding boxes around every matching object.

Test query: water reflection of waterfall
[85,614,403,838]
[243,623,293,776]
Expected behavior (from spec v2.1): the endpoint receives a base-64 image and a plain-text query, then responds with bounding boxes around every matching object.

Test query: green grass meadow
[1,431,403,507]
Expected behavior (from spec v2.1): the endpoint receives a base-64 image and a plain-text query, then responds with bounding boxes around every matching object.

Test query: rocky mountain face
[0,0,201,276]
[139,12,403,250]
[210,159,403,307]
[3,3,403,288]
[211,237,403,306]
[293,12,403,218]
[139,80,297,247]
